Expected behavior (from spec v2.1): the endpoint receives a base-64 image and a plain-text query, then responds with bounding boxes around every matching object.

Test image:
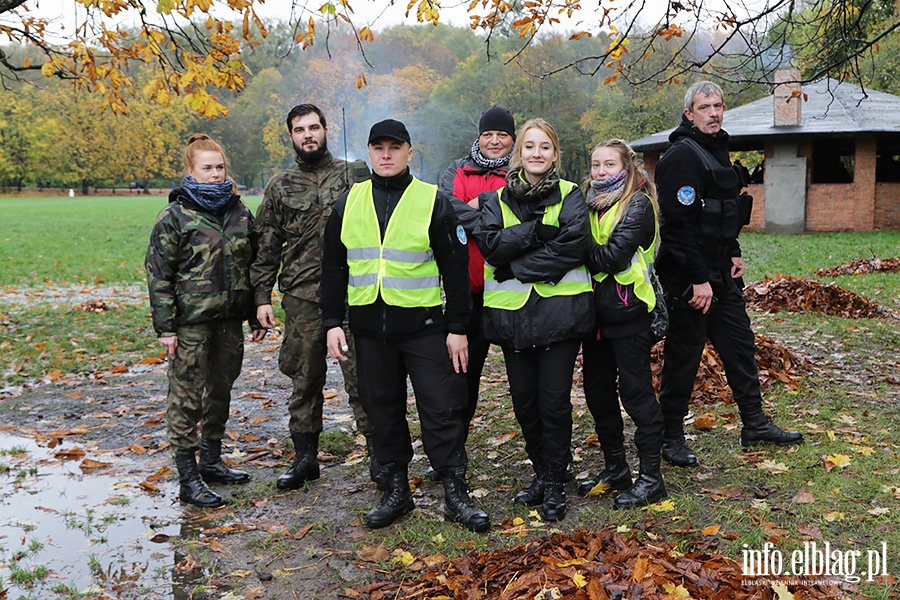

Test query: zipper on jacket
[381,189,394,341]
[616,282,630,306]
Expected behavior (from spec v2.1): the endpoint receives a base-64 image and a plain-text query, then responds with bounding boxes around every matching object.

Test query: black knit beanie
[478,106,516,139]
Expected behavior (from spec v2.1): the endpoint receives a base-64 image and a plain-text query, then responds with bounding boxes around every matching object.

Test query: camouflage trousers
[280,295,369,435]
[166,320,244,455]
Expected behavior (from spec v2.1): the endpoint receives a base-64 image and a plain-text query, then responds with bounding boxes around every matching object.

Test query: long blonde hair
[509,118,562,172]
[589,139,661,253]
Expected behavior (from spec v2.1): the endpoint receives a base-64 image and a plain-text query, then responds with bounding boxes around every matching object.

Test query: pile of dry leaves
[648,334,812,405]
[346,527,848,599]
[816,257,900,277]
[73,299,120,312]
[743,275,895,319]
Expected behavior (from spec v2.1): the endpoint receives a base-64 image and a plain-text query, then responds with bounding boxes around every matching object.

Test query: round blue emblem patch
[677,186,696,206]
[456,224,467,245]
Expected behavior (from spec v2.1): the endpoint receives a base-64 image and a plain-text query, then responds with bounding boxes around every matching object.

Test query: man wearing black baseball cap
[366,118,411,145]
[319,119,489,532]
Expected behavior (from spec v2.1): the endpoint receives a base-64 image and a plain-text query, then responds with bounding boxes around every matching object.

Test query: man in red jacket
[435,106,516,479]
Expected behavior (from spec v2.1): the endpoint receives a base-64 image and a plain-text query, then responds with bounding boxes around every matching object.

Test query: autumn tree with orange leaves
[1,0,899,117]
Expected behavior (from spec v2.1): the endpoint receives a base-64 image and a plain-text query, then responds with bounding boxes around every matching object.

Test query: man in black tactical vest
[654,81,803,467]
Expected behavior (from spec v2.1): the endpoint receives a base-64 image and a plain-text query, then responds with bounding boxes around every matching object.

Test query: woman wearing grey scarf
[578,139,667,509]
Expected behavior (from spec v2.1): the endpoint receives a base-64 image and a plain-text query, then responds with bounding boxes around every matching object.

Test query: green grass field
[0,196,262,286]
[0,196,260,383]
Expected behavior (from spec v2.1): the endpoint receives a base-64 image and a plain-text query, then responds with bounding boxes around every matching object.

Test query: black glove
[535,222,560,242]
[493,265,514,282]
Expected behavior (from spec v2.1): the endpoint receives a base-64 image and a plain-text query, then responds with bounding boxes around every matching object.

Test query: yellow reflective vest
[484,180,593,311]
[341,179,441,308]
[589,195,659,312]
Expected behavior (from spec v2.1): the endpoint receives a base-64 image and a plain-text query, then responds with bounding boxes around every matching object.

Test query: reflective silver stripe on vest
[347,247,381,260]
[636,250,652,285]
[382,248,436,263]
[348,273,378,287]
[616,252,642,276]
[382,275,441,290]
[558,268,592,285]
[483,266,591,292]
[483,278,530,293]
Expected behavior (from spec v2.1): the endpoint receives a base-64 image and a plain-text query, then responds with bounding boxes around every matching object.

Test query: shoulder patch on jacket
[677,186,696,206]
[350,160,370,183]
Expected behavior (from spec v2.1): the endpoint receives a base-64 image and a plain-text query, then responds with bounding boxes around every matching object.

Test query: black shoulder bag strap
[676,137,724,173]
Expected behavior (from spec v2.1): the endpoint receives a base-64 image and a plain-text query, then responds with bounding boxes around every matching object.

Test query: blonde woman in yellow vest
[473,118,594,522]
[577,139,667,509]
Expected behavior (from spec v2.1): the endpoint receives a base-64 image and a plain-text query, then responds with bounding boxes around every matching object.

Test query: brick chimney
[773,66,802,127]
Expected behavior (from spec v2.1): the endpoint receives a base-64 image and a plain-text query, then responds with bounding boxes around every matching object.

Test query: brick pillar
[853,137,877,230]
[774,67,802,127]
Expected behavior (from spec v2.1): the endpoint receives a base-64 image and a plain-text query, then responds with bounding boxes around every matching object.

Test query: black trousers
[582,327,663,457]
[659,275,764,435]
[355,333,468,472]
[462,294,491,435]
[502,339,581,470]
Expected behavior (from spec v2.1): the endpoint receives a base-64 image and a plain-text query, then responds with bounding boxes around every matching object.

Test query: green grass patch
[363,233,900,595]
[7,563,50,586]
[1,302,158,383]
[0,195,262,287]
[740,230,900,279]
[320,429,357,458]
[740,230,900,304]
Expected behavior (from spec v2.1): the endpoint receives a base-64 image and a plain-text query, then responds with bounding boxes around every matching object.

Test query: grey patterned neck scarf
[470,139,512,169]
[181,174,234,215]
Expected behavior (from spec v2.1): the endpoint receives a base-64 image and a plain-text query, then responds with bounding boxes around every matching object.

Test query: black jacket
[474,179,594,350]
[586,192,656,338]
[655,115,742,290]
[319,168,471,340]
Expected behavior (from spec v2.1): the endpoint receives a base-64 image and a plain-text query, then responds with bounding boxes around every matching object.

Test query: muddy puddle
[0,433,207,599]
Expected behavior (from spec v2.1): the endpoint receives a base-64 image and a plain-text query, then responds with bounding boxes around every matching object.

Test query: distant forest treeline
[2,19,899,194]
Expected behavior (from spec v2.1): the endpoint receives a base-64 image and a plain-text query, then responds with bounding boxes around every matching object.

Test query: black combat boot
[740,410,804,446]
[614,453,667,509]
[365,465,414,529]
[198,439,250,484]
[441,465,490,532]
[662,436,698,467]
[540,462,567,522]
[423,465,442,482]
[277,432,320,490]
[513,458,544,506]
[661,423,698,467]
[365,434,387,490]
[175,453,225,508]
[577,446,632,496]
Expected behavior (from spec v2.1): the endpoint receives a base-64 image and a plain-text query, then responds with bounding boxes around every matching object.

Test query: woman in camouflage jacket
[146,134,265,507]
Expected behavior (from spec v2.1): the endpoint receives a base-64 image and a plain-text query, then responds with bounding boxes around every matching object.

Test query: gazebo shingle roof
[630,78,900,152]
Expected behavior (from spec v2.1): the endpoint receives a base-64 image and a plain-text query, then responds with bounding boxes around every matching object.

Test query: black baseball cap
[367,119,411,145]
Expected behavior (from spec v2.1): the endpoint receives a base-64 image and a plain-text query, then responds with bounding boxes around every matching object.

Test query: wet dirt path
[0,320,382,600]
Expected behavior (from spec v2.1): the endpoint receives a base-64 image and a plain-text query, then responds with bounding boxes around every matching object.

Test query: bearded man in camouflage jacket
[250,104,379,490]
